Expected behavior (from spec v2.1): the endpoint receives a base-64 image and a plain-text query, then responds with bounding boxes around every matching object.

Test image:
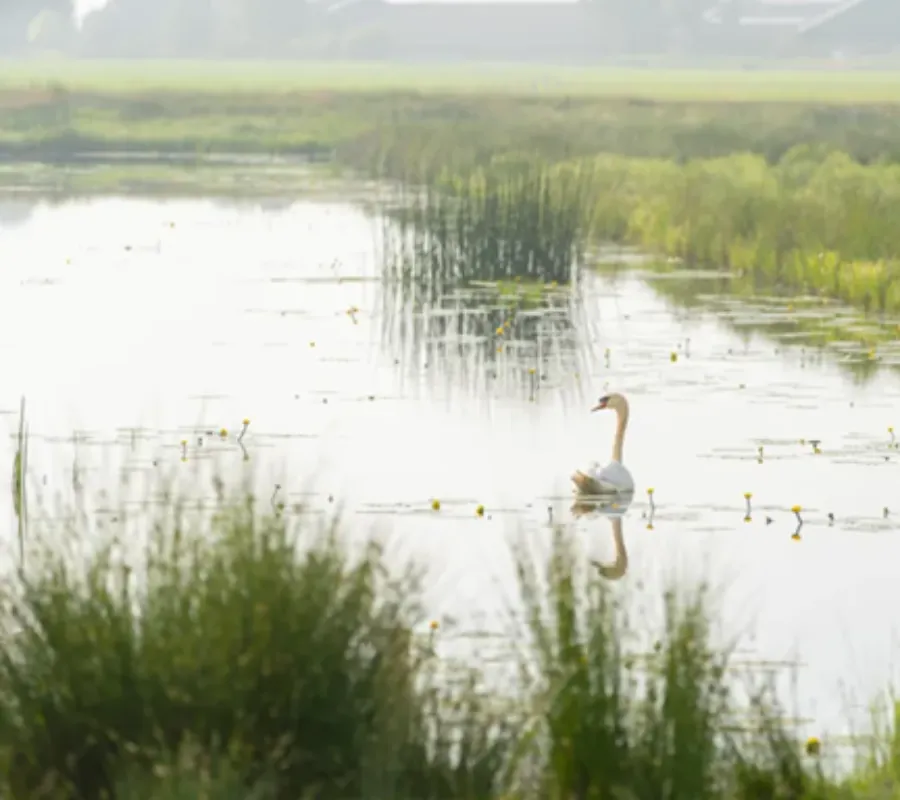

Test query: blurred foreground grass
[0,485,896,798]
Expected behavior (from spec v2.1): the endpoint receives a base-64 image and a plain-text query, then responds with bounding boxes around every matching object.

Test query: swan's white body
[572,392,634,497]
[580,459,635,494]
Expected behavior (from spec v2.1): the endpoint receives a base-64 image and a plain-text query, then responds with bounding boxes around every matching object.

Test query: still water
[1,194,899,740]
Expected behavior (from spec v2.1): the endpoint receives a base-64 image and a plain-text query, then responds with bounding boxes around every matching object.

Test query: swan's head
[591,392,628,414]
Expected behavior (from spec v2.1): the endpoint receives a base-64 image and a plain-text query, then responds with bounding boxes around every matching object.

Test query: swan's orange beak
[591,399,608,412]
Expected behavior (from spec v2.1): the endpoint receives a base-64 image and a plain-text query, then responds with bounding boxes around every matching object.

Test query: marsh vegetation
[1,192,899,797]
[0,489,892,799]
[2,62,900,795]
[382,163,592,290]
[371,145,900,317]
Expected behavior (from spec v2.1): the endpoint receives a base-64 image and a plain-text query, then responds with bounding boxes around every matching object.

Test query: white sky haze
[73,0,108,26]
[72,0,569,23]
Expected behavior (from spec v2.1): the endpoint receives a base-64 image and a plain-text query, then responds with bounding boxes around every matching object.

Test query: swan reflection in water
[570,492,634,582]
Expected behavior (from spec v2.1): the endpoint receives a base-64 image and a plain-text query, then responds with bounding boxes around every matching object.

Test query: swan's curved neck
[612,404,629,463]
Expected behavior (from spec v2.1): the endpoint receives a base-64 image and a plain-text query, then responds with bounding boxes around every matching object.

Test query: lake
[1,190,898,744]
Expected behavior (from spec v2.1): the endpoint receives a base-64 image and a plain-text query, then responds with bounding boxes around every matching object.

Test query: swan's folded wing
[597,461,635,492]
[573,464,619,495]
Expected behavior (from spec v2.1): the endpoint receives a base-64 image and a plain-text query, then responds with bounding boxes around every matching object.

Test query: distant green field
[3,58,900,103]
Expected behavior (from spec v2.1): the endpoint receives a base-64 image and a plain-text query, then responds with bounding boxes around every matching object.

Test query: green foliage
[369,135,900,316]
[0,488,884,798]
[0,502,513,798]
[112,739,276,800]
[510,529,841,800]
[582,147,900,312]
[371,131,900,315]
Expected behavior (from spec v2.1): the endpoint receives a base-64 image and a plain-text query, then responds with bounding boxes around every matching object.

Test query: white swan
[571,392,635,495]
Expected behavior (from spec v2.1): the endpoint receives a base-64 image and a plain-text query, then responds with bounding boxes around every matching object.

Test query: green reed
[0,499,514,799]
[844,695,900,798]
[11,396,28,568]
[0,479,883,798]
[381,161,593,292]
[112,738,275,800]
[581,146,900,314]
[371,133,900,316]
[509,528,843,800]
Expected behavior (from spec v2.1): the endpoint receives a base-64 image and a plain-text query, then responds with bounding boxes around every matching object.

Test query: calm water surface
[1,195,899,739]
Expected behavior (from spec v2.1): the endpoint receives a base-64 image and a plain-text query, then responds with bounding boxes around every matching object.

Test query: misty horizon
[3,0,896,62]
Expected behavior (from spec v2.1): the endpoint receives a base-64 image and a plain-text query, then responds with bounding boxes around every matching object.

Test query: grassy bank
[0,488,894,798]
[5,66,900,164]
[5,60,900,102]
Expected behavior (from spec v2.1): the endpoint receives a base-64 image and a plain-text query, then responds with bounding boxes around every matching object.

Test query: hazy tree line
[0,0,75,54]
[0,0,891,59]
[1,0,309,56]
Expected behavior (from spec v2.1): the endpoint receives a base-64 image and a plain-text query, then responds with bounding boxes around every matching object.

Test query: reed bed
[375,141,900,316]
[0,501,513,799]
[380,162,593,292]
[585,147,900,313]
[0,487,892,798]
